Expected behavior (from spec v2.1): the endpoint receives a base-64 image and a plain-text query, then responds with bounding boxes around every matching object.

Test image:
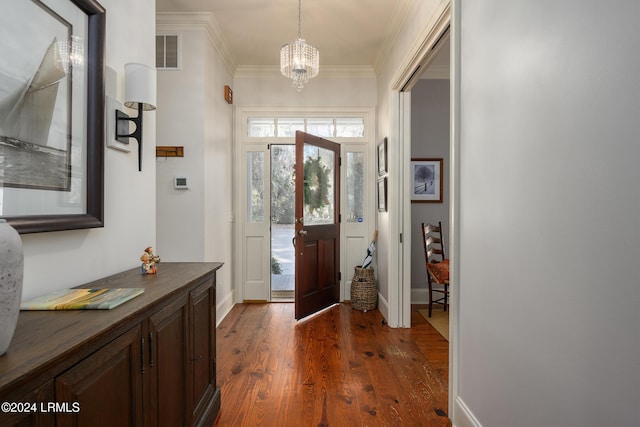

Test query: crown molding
[373,0,414,75]
[234,65,376,80]
[156,12,237,76]
[390,2,451,90]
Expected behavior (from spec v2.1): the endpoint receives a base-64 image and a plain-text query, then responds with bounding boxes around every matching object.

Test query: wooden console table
[0,262,223,427]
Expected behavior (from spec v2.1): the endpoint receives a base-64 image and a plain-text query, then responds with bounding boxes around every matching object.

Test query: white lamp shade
[124,63,156,111]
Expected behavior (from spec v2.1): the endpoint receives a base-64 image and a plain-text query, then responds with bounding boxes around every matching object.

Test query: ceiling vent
[156,34,180,70]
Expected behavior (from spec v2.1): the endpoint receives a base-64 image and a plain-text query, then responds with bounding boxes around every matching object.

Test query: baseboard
[216,289,235,327]
[411,287,429,304]
[453,396,482,427]
[377,291,389,322]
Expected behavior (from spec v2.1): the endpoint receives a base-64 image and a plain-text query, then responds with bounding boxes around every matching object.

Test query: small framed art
[377,137,387,176]
[410,158,443,203]
[377,177,387,212]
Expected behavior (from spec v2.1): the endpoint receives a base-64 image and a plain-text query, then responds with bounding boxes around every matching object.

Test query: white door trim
[388,1,451,324]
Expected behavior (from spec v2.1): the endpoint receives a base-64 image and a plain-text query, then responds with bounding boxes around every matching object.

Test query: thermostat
[174,176,189,189]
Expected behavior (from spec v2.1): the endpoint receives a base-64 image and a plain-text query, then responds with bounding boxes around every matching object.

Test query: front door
[294,131,340,319]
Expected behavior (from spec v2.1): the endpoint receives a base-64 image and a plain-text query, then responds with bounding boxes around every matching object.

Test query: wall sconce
[115,63,157,171]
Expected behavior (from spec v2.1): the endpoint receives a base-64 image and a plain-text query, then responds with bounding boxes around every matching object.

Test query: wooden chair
[421,222,450,317]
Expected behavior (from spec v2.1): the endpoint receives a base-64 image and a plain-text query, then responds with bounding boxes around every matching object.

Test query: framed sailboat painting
[0,0,105,233]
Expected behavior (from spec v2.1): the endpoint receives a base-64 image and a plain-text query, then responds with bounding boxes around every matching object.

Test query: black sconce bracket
[116,103,144,171]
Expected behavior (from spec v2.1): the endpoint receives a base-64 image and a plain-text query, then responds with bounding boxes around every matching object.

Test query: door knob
[298,230,308,236]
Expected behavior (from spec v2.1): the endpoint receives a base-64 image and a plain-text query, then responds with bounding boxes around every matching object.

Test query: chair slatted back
[422,222,446,263]
[421,221,450,317]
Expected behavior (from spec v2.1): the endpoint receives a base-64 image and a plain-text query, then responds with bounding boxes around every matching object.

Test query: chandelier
[280,0,319,91]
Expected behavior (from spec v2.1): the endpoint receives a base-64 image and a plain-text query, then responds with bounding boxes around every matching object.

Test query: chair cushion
[427,259,450,284]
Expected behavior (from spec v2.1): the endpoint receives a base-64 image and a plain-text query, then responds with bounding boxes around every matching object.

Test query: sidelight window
[246,152,265,223]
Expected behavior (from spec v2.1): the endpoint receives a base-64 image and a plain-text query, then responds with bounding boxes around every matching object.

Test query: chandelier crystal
[56,35,84,73]
[280,0,319,91]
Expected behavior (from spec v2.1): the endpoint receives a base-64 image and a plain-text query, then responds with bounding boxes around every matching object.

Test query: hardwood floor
[214,303,449,426]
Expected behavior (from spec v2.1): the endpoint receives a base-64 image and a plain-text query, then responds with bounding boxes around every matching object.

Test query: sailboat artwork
[0,7,73,192]
[0,0,102,230]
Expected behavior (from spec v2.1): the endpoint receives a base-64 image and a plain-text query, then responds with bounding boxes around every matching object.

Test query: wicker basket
[351,266,377,312]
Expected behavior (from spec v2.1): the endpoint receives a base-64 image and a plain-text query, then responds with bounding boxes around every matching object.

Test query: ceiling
[155,0,448,76]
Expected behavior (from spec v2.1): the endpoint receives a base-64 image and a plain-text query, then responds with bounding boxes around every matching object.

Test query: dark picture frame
[0,0,105,234]
[377,137,388,176]
[410,158,443,203]
[377,177,387,212]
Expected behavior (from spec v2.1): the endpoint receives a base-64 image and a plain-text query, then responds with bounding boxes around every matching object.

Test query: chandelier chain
[298,0,302,38]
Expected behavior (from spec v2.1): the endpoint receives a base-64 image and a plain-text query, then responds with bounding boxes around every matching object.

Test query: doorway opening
[236,108,374,306]
[270,144,296,301]
[391,10,451,413]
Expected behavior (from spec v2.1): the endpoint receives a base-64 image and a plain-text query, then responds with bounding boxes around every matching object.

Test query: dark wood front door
[294,131,340,320]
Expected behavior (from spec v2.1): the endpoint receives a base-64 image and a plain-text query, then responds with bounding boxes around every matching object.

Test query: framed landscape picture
[410,158,443,203]
[377,177,387,212]
[0,0,105,233]
[377,137,387,176]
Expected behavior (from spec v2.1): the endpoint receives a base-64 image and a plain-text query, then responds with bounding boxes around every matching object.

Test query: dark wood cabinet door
[0,381,55,427]
[147,296,188,427]
[55,325,143,427]
[188,280,217,425]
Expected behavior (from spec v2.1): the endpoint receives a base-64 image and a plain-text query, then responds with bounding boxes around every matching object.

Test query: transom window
[247,117,364,138]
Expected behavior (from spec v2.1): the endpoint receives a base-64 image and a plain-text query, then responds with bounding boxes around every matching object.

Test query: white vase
[0,219,24,356]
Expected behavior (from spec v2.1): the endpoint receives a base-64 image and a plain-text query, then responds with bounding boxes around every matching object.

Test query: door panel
[295,131,340,319]
[189,281,215,424]
[55,325,143,427]
[147,296,188,427]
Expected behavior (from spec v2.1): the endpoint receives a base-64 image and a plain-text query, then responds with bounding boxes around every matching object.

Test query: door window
[303,144,335,225]
[346,152,364,222]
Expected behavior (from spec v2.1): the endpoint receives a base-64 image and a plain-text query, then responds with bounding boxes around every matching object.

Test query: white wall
[20,0,157,301]
[411,79,450,300]
[156,14,235,321]
[233,70,377,108]
[455,0,640,425]
[156,30,206,262]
